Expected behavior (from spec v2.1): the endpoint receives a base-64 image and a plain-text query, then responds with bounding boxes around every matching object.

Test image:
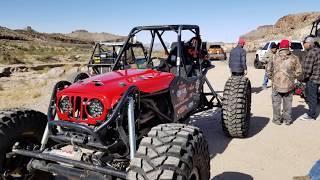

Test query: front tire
[222,76,251,138]
[0,108,49,179]
[128,123,210,180]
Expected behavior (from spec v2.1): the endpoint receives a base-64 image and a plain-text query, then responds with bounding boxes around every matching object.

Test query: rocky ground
[0,64,86,111]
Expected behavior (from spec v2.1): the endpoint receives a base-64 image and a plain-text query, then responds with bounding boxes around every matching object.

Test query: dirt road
[193,60,320,180]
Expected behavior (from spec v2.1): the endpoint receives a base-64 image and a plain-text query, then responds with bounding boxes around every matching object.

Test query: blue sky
[0,0,319,42]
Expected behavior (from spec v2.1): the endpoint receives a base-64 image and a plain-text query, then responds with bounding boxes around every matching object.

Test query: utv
[73,41,146,82]
[0,25,251,180]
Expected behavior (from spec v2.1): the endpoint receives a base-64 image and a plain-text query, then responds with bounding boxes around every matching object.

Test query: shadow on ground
[191,109,269,159]
[251,86,271,94]
[212,171,254,180]
[251,86,263,94]
[292,104,308,123]
[190,109,230,159]
[248,116,269,138]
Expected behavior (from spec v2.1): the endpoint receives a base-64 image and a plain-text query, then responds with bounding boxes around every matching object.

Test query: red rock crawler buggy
[0,25,251,180]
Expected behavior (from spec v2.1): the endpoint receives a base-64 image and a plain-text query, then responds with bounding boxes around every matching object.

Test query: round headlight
[59,96,72,114]
[86,99,104,118]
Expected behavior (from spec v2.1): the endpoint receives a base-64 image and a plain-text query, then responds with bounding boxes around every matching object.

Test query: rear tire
[0,108,50,179]
[128,123,210,180]
[222,76,251,138]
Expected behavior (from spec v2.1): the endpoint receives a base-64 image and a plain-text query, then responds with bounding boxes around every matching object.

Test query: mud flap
[169,77,202,121]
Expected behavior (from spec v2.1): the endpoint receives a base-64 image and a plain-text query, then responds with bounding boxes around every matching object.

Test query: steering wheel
[149,57,170,72]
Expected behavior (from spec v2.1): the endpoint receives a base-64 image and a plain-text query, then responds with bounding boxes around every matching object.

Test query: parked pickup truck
[254,40,304,69]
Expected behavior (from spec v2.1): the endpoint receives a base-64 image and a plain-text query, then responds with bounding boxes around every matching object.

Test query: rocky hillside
[0,26,125,65]
[241,12,320,51]
[66,30,126,42]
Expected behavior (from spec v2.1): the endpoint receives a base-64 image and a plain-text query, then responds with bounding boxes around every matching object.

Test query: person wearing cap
[299,36,320,121]
[267,39,302,125]
[229,38,247,76]
[261,43,278,89]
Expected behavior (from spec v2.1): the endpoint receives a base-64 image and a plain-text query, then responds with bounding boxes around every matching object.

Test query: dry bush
[32,92,42,99]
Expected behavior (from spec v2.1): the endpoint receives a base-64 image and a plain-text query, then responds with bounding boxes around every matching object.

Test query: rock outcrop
[241,12,320,51]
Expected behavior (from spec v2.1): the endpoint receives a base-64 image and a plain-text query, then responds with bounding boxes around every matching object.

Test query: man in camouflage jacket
[267,39,302,125]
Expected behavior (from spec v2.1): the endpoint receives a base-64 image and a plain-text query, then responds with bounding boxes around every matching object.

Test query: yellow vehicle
[208,44,227,60]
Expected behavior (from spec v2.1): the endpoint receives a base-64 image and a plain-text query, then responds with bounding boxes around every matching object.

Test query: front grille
[69,96,88,120]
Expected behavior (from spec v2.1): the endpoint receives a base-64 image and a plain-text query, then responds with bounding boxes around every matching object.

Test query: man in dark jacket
[299,36,320,121]
[229,38,247,76]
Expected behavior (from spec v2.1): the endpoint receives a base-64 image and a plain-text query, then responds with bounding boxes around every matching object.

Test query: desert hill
[241,12,320,51]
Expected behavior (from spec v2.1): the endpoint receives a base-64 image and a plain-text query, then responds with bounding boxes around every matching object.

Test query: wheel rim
[189,167,200,180]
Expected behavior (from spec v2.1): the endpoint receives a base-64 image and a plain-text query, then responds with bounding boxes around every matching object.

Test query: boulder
[0,67,12,78]
[47,67,65,78]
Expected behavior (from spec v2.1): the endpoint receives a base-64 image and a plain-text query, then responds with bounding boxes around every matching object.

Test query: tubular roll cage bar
[111,25,201,76]
[311,18,320,37]
[88,42,147,74]
[13,86,139,179]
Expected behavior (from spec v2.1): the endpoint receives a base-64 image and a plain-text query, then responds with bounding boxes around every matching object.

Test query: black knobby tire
[0,108,49,179]
[128,123,210,180]
[222,76,251,138]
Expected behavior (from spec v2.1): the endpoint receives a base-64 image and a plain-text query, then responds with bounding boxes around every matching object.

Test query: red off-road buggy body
[0,25,251,180]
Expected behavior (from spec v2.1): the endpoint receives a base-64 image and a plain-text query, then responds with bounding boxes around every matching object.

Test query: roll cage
[310,18,320,37]
[88,41,146,74]
[112,25,203,76]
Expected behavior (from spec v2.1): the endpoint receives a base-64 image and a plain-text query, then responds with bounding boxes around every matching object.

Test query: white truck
[254,40,305,69]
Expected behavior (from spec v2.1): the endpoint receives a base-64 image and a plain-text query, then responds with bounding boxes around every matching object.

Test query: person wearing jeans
[305,81,319,118]
[267,39,302,125]
[262,43,278,89]
[299,36,320,120]
[272,90,293,124]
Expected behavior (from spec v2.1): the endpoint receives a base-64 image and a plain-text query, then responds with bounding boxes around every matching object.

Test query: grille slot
[68,96,88,120]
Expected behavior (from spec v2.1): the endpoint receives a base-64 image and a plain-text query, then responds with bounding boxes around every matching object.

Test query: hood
[58,69,175,108]
[56,69,175,125]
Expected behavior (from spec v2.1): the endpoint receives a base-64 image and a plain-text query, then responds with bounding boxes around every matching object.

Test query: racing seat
[163,43,196,77]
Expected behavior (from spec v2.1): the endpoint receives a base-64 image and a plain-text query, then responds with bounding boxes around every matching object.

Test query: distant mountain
[66,30,126,42]
[0,26,92,44]
[0,26,128,65]
[241,12,320,51]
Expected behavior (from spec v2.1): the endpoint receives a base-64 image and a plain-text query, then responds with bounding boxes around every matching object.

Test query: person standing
[267,39,302,125]
[262,43,278,89]
[299,36,320,120]
[229,38,247,76]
